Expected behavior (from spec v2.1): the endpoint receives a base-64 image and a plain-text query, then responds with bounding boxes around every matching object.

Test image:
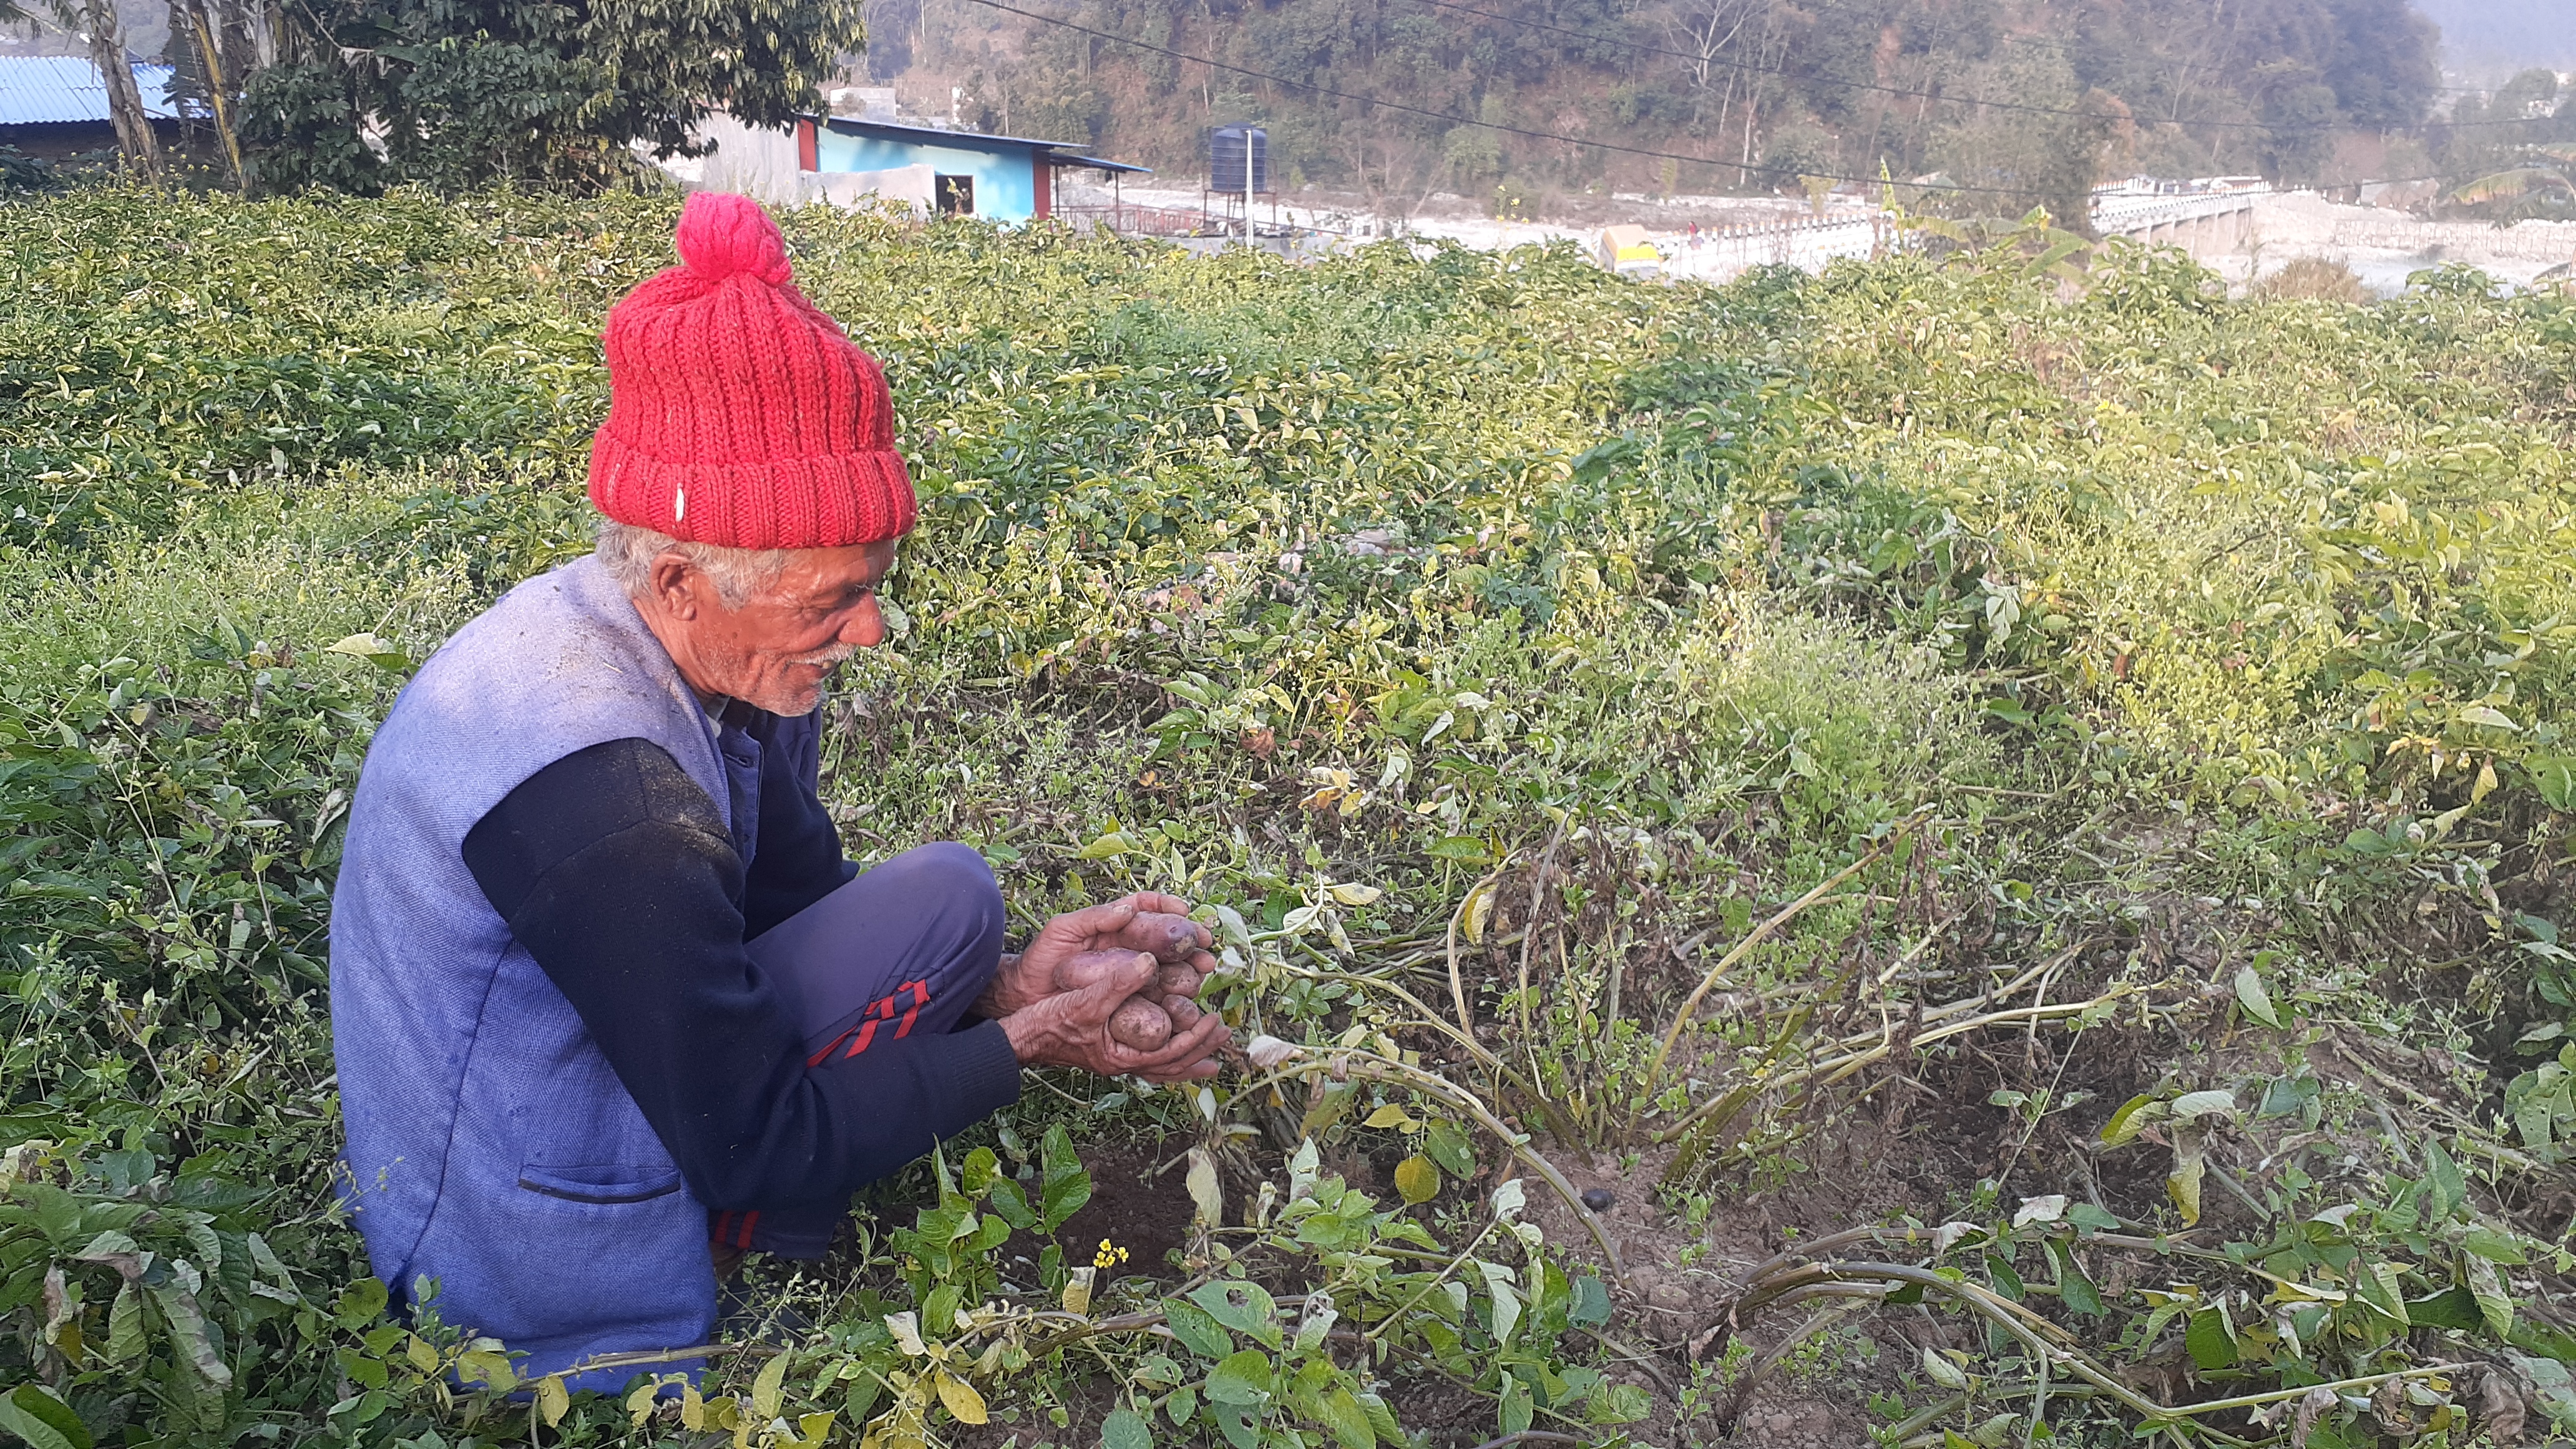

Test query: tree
[1925,52,2129,231]
[49,0,161,175]
[2454,144,2576,276]
[236,0,868,193]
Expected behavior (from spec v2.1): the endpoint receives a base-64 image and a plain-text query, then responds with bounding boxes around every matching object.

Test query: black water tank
[1208,125,1269,194]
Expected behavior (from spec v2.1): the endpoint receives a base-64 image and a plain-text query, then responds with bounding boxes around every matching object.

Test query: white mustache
[789,644,860,670]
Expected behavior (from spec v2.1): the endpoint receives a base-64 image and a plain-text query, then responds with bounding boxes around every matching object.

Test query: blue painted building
[793,115,1148,223]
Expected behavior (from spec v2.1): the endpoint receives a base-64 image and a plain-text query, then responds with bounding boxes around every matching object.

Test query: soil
[1033,1141,1199,1282]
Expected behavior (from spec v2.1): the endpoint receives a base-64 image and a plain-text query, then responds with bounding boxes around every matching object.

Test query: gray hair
[595,519,792,608]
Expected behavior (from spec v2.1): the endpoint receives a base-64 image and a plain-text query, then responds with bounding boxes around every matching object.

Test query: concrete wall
[810,164,934,214]
[692,112,806,207]
[811,129,1038,220]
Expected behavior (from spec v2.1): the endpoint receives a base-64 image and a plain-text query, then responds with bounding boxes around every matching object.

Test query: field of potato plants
[2,187,2575,1449]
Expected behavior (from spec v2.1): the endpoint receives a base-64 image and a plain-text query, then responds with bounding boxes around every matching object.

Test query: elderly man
[328,193,1228,1388]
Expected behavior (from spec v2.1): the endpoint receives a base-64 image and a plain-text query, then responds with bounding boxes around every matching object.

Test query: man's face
[664,540,898,715]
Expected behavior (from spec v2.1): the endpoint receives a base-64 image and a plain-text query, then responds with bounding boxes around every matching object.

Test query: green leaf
[2099,1093,2167,1146]
[2529,754,2576,812]
[1071,829,1139,860]
[149,1284,233,1385]
[1984,1254,2026,1300]
[843,1370,884,1423]
[1568,1276,1612,1326]
[923,1283,962,1337]
[1357,1390,1403,1446]
[1040,1125,1092,1233]
[1103,1407,1154,1449]
[1496,1374,1533,1435]
[2422,1139,2468,1220]
[334,1276,389,1329]
[2466,1252,2515,1339]
[2407,1286,2482,1331]
[1318,1388,1374,1449]
[1482,1268,1522,1349]
[324,633,414,674]
[2185,1307,2238,1370]
[1211,1402,1262,1449]
[1591,1382,1652,1424]
[1163,1297,1232,1359]
[1426,836,1491,863]
[1189,1280,1279,1338]
[104,1281,147,1365]
[2065,1202,2122,1233]
[1423,1119,1475,1177]
[0,1385,92,1449]
[2047,1240,2104,1317]
[2233,966,2281,1028]
[1204,1349,1273,1404]
[2464,1226,2529,1264]
[2356,1261,2410,1325]
[988,1178,1038,1231]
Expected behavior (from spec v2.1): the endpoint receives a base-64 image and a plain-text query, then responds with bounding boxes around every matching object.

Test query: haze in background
[2414,0,2576,79]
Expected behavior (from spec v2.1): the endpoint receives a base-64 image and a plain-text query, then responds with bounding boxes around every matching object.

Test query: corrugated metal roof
[0,56,180,127]
[816,115,1152,173]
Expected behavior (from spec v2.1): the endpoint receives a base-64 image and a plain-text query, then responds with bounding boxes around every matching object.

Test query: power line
[1392,0,2555,133]
[965,0,2017,191]
[970,0,2469,202]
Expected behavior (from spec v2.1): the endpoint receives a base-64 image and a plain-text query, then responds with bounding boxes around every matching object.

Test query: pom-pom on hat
[587,192,915,549]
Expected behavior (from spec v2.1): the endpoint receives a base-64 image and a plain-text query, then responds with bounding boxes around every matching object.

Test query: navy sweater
[459,707,1018,1211]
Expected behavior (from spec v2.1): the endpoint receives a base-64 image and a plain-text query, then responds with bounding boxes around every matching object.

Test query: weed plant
[2,187,2574,1448]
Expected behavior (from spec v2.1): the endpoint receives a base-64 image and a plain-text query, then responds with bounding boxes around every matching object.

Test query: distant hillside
[864,0,2452,220]
[2413,0,2576,78]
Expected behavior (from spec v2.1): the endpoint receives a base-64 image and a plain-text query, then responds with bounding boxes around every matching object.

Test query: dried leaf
[1393,1154,1441,1204]
[1462,880,1496,945]
[537,1375,570,1427]
[753,1349,790,1419]
[2233,966,2281,1028]
[2167,1128,2207,1226]
[935,1371,988,1426]
[1185,1148,1224,1227]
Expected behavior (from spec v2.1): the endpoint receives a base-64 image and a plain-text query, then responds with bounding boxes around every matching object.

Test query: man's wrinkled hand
[978,892,1218,1018]
[997,947,1231,1083]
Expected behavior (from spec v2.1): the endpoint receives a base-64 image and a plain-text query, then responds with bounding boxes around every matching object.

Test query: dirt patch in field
[1012,1141,1198,1283]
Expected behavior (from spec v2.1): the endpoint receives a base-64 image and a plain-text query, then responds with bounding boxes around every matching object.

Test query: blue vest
[329,555,745,1388]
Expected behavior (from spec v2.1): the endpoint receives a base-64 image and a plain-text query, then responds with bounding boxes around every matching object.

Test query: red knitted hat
[587,192,915,549]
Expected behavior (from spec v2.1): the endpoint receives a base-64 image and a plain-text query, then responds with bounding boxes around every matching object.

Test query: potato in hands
[1052,948,1210,1051]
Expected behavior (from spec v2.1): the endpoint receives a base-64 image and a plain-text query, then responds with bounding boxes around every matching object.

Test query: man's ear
[647,551,703,621]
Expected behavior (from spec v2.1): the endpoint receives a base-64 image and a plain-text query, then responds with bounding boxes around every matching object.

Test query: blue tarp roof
[0,56,180,127]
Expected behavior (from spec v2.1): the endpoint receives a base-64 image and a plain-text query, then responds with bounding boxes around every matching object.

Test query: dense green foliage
[3,187,2575,1448]
[218,0,866,192]
[904,0,2442,205]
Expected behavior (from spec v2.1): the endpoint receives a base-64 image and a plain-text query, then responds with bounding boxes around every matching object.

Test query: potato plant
[2,187,2574,1447]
